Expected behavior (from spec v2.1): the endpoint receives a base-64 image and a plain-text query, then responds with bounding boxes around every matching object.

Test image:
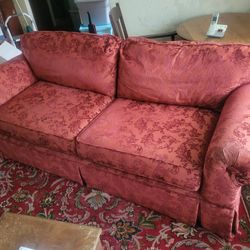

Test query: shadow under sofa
[0,31,250,240]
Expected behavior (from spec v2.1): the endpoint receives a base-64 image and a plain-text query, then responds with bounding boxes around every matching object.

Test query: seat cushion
[76,98,219,191]
[21,31,121,97]
[0,81,112,154]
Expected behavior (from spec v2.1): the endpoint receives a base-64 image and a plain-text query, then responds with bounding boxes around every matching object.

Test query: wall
[110,0,250,36]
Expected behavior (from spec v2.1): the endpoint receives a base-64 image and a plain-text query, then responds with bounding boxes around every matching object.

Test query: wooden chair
[109,3,177,41]
[109,3,128,39]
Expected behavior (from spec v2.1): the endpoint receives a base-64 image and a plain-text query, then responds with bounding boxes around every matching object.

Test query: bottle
[87,12,97,34]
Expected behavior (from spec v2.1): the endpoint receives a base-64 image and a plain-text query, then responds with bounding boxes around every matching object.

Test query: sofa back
[21,31,121,97]
[118,38,250,109]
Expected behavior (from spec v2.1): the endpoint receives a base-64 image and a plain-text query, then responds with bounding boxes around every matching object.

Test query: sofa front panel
[118,39,250,109]
[0,132,200,227]
[0,125,240,240]
[0,134,83,184]
[79,158,200,226]
[21,32,121,97]
[0,81,112,154]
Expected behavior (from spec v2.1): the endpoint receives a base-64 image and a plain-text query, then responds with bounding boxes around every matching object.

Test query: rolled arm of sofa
[201,84,250,208]
[0,55,37,106]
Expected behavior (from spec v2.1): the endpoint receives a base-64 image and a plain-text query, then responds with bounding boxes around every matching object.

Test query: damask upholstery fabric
[21,31,121,97]
[118,38,250,109]
[0,81,112,154]
[200,198,240,239]
[0,55,37,106]
[77,98,219,191]
[1,31,249,240]
[0,134,83,184]
[79,159,200,226]
[0,133,200,226]
[0,124,240,240]
[202,83,250,209]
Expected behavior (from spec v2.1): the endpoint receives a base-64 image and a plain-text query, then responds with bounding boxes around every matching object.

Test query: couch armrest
[201,84,250,208]
[0,55,37,106]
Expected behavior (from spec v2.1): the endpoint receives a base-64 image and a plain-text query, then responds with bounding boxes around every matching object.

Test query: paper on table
[0,41,22,63]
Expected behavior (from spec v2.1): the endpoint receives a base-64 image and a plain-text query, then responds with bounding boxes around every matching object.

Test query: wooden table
[177,13,250,43]
[0,212,103,250]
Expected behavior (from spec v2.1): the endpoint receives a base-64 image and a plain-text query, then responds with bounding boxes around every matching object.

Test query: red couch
[0,31,249,239]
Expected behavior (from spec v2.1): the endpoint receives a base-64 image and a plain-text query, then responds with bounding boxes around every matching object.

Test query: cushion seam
[77,141,201,171]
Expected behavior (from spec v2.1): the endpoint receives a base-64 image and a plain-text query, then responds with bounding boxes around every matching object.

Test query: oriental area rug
[0,157,250,250]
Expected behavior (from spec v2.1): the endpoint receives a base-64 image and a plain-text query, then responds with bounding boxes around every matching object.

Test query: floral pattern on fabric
[0,81,112,154]
[0,134,200,226]
[77,98,219,191]
[118,38,250,109]
[0,157,249,250]
[202,84,250,210]
[21,31,121,96]
[0,55,36,106]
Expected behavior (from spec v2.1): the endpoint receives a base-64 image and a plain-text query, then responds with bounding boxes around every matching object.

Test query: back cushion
[118,38,250,109]
[21,31,121,97]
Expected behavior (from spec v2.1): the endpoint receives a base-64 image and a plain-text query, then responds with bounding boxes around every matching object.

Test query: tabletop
[0,212,103,250]
[177,13,250,43]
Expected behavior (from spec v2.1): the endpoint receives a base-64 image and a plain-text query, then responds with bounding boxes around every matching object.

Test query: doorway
[28,0,75,31]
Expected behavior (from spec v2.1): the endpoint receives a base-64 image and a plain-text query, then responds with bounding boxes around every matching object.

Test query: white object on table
[0,41,22,64]
[19,247,35,250]
[206,13,227,38]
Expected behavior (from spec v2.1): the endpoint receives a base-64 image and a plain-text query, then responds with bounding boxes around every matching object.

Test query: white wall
[110,0,250,36]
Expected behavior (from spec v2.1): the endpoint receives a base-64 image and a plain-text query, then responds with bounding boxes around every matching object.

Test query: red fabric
[0,134,199,226]
[21,31,121,97]
[0,81,112,154]
[79,159,199,226]
[0,55,36,106]
[1,35,249,241]
[77,98,218,191]
[1,157,250,249]
[202,84,250,209]
[118,38,250,109]
[0,134,248,240]
[0,134,83,183]
[200,199,240,239]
